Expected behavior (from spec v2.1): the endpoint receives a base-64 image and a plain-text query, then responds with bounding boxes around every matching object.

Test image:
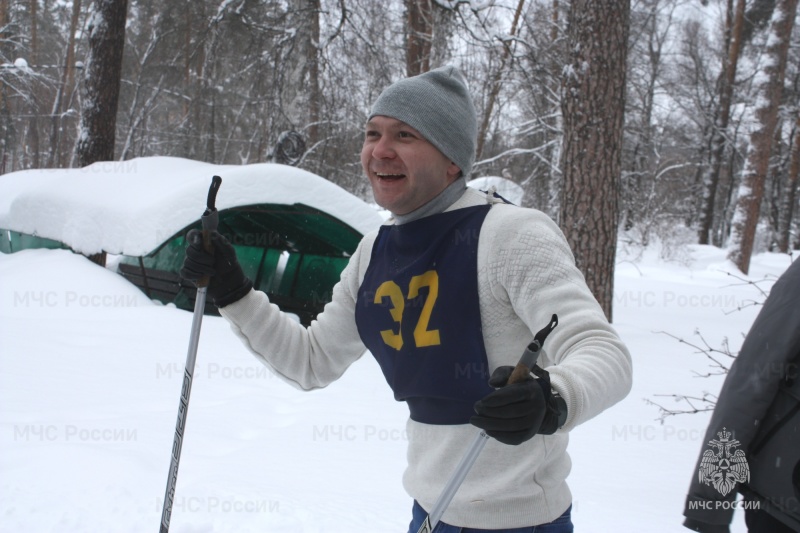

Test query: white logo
[699,427,750,496]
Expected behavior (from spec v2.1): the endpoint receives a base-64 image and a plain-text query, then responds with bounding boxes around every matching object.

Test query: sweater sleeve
[484,204,633,431]
[218,233,376,390]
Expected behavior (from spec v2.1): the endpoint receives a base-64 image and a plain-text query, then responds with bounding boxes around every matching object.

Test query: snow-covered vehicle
[0,157,382,324]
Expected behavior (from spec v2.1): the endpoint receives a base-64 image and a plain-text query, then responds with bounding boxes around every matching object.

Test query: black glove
[470,365,565,445]
[180,229,253,307]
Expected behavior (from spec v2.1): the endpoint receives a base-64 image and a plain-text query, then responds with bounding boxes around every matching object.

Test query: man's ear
[447,161,462,182]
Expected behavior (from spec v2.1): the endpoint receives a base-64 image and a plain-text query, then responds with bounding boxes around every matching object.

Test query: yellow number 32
[374,270,441,350]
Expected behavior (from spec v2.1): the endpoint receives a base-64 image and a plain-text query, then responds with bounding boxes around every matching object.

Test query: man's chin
[372,187,411,213]
[376,198,414,217]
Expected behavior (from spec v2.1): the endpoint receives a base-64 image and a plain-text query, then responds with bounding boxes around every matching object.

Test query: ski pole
[159,175,222,533]
[416,314,559,533]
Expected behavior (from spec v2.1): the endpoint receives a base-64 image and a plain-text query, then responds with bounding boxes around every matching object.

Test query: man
[182,65,632,532]
[683,258,800,533]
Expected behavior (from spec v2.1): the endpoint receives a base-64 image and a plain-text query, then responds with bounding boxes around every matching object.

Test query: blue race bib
[356,205,493,425]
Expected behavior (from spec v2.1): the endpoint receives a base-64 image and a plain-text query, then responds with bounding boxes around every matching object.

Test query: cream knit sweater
[219,186,632,528]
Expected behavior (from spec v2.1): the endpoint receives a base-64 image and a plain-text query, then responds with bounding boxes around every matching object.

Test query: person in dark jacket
[683,258,800,532]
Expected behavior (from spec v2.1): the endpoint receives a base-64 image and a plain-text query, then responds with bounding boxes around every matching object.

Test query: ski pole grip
[206,175,222,211]
[201,175,222,244]
[507,314,558,384]
[197,176,222,288]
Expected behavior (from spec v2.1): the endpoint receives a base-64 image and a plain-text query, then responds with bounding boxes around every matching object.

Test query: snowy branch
[433,0,496,11]
[474,140,561,171]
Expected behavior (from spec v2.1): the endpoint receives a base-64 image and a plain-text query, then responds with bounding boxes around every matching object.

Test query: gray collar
[392,177,467,225]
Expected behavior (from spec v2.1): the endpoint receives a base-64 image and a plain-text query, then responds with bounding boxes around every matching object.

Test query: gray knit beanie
[368,65,478,177]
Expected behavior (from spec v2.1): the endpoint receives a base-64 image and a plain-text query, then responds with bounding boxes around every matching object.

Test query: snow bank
[4,243,790,531]
[0,157,383,256]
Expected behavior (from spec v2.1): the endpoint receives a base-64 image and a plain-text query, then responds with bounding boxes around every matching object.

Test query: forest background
[1,0,798,321]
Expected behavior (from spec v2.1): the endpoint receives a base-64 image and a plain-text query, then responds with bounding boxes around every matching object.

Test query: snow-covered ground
[0,158,790,533]
[1,221,794,531]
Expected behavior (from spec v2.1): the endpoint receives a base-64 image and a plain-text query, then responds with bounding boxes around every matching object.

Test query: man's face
[361,115,461,216]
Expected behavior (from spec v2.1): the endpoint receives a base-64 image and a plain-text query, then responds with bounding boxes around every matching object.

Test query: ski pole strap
[197,176,222,288]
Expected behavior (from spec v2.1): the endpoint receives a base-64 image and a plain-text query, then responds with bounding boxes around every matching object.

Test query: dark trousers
[407,501,574,533]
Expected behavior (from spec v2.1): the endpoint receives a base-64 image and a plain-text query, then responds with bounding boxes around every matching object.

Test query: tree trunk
[778,114,800,253]
[29,0,37,64]
[727,0,797,273]
[559,0,630,322]
[26,0,39,168]
[405,0,433,77]
[26,99,39,168]
[48,0,82,168]
[277,0,320,156]
[697,0,745,245]
[622,0,673,234]
[545,0,563,217]
[208,92,218,162]
[767,120,785,248]
[75,0,130,168]
[183,4,192,121]
[0,0,7,50]
[551,0,559,42]
[307,0,321,146]
[475,0,526,163]
[75,0,129,267]
[0,0,6,170]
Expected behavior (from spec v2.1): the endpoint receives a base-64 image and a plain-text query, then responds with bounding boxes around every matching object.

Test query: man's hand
[470,366,564,445]
[180,229,252,307]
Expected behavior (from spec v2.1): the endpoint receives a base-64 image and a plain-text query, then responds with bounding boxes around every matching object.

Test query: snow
[467,176,524,205]
[1,164,796,532]
[0,157,384,256]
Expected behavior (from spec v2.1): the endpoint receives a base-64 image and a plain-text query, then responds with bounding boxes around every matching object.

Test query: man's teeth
[376,172,404,177]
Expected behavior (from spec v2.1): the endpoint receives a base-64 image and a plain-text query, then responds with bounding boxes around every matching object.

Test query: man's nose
[371,135,396,159]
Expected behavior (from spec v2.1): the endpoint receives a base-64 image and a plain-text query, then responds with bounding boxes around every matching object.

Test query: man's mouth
[375,172,406,181]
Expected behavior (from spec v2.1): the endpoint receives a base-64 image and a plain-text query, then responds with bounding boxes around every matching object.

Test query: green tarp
[2,203,366,326]
[0,230,67,253]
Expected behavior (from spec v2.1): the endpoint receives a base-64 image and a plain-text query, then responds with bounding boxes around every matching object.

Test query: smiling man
[361,67,474,218]
[363,115,461,216]
[181,65,632,532]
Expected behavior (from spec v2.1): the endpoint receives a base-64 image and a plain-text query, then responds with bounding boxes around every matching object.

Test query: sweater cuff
[218,287,260,317]
[546,371,578,431]
[214,278,253,308]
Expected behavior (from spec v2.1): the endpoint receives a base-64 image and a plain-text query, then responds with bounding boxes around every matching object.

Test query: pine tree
[559,0,630,321]
[728,0,798,273]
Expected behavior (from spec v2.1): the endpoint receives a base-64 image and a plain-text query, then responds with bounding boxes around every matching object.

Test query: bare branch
[645,392,718,423]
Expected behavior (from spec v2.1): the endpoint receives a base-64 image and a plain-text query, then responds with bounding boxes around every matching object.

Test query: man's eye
[365,131,379,139]
[398,131,414,139]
